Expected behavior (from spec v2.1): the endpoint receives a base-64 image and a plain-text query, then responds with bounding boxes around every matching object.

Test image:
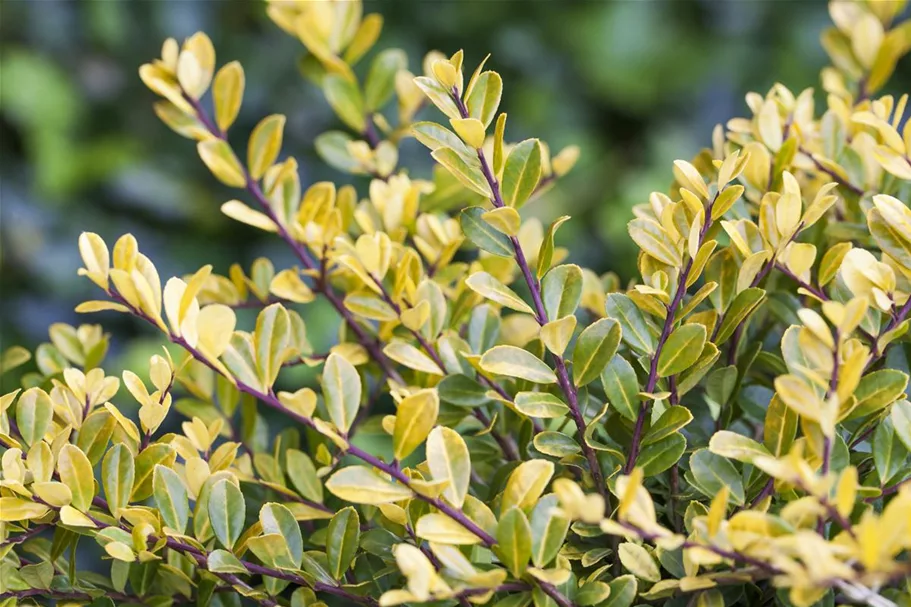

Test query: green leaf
[208,549,248,574]
[537,216,571,278]
[618,543,660,582]
[642,406,693,446]
[502,459,554,512]
[248,114,285,180]
[501,139,542,208]
[208,479,245,550]
[577,581,612,607]
[315,131,361,174]
[606,293,655,354]
[438,374,490,407]
[465,71,502,127]
[529,495,569,568]
[638,432,686,477]
[326,507,360,579]
[713,288,766,345]
[689,449,745,505]
[153,465,189,534]
[286,449,323,503]
[601,354,640,422]
[393,389,439,460]
[514,391,570,418]
[874,415,909,485]
[657,324,707,377]
[132,444,176,502]
[466,272,534,315]
[848,370,909,420]
[76,410,116,465]
[533,432,581,457]
[413,76,461,120]
[431,147,491,197]
[260,502,303,568]
[460,206,514,257]
[891,400,911,451]
[497,507,532,577]
[325,466,412,504]
[322,352,362,434]
[364,49,406,111]
[764,394,798,456]
[709,431,771,464]
[15,387,53,447]
[426,427,471,507]
[541,264,583,321]
[480,345,557,384]
[57,444,94,512]
[254,303,290,390]
[324,74,366,132]
[604,575,638,607]
[573,318,621,387]
[102,444,134,519]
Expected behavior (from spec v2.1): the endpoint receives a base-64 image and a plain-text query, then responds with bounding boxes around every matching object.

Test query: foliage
[2,1,911,606]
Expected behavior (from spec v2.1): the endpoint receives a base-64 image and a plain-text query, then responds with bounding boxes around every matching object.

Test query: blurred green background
[2,0,909,371]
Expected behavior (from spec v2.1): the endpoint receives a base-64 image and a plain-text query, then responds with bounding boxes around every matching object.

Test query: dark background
[2,0,909,377]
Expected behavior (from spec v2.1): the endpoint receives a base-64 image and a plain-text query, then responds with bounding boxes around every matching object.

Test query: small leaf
[537,216,571,278]
[286,449,323,503]
[364,49,406,111]
[213,61,245,132]
[541,264,583,321]
[501,139,542,208]
[393,389,440,460]
[324,75,366,132]
[465,272,534,315]
[57,444,94,512]
[198,139,246,187]
[208,479,245,550]
[15,387,53,447]
[325,466,413,504]
[618,543,660,582]
[248,114,286,180]
[327,507,360,578]
[497,507,532,577]
[600,355,639,422]
[480,345,557,384]
[322,352,362,434]
[460,207,514,257]
[606,293,655,354]
[153,464,189,534]
[102,444,134,519]
[713,288,765,345]
[432,147,491,197]
[502,459,554,512]
[426,427,471,507]
[689,449,745,506]
[657,324,706,377]
[415,512,483,545]
[465,71,502,128]
[514,391,569,418]
[572,318,621,387]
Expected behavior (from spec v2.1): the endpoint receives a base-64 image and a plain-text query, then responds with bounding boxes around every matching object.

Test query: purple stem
[451,89,604,501]
[625,195,716,473]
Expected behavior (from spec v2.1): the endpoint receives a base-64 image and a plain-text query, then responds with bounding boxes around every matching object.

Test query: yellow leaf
[449,117,486,149]
[213,61,245,132]
[501,459,554,512]
[481,207,521,237]
[221,200,278,232]
[415,513,483,545]
[199,139,247,187]
[248,114,286,180]
[540,315,577,356]
[393,389,439,460]
[479,345,557,384]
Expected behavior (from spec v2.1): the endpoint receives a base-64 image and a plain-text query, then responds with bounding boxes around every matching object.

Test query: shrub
[2,1,911,606]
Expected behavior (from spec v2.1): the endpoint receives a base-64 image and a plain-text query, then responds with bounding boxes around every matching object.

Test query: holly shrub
[2,1,911,606]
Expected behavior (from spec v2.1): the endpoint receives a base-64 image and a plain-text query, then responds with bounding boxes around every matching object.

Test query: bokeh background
[3,0,910,376]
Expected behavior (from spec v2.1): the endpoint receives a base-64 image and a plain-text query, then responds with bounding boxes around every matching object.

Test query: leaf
[102,444,134,518]
[465,272,534,315]
[221,200,277,232]
[534,431,580,457]
[541,264,583,321]
[322,352,362,434]
[874,415,909,485]
[497,507,532,577]
[0,498,50,522]
[628,218,681,266]
[324,74,366,132]
[393,389,440,460]
[541,315,577,356]
[384,340,444,375]
[501,459,554,512]
[604,575,638,607]
[465,71,502,127]
[132,444,176,502]
[286,449,323,503]
[451,117,486,149]
[460,207,514,257]
[480,345,557,384]
[325,466,412,504]
[437,374,489,408]
[709,431,771,464]
[501,139,542,208]
[657,324,706,377]
[426,427,471,507]
[213,61,244,132]
[209,549,248,574]
[537,216,571,278]
[57,444,94,512]
[514,391,570,418]
[198,139,246,188]
[848,370,909,420]
[15,387,52,447]
[601,354,639,422]
[415,512,483,545]
[254,303,290,388]
[642,406,693,446]
[690,449,745,506]
[764,394,798,456]
[530,496,569,568]
[638,433,686,477]
[260,502,303,568]
[153,464,189,534]
[208,479,245,550]
[606,293,655,354]
[432,147,491,197]
[364,49,406,111]
[573,318,621,387]
[618,543,660,582]
[327,507,360,578]
[713,288,766,345]
[891,400,911,451]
